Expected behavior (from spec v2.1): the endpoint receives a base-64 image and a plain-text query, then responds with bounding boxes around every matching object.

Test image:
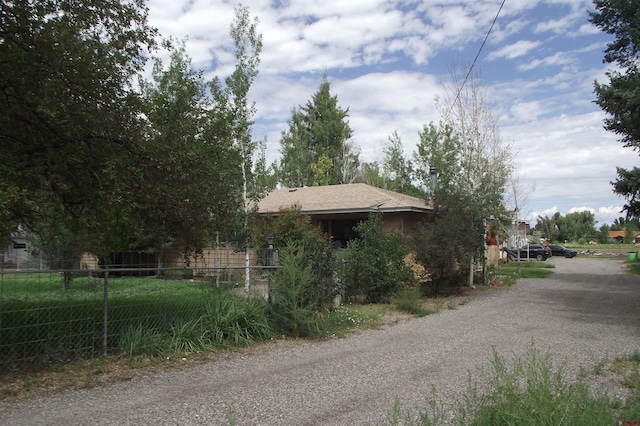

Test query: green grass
[0,273,267,373]
[313,305,382,338]
[392,288,434,317]
[488,262,555,284]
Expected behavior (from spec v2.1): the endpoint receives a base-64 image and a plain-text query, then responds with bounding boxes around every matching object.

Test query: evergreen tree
[590,0,640,217]
[277,75,357,187]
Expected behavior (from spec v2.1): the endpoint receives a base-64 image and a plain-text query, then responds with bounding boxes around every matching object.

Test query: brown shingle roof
[257,183,432,215]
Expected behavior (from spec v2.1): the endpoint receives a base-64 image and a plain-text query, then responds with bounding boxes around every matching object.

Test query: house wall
[163,246,261,269]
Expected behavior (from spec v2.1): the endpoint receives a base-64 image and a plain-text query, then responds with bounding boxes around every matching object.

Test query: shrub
[268,242,331,337]
[341,213,415,303]
[411,191,485,296]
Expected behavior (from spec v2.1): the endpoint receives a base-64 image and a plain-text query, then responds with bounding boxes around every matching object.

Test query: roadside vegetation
[0,236,553,400]
[386,345,640,426]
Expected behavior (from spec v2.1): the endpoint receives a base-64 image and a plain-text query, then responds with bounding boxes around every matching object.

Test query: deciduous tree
[138,41,242,258]
[412,65,513,291]
[0,0,156,255]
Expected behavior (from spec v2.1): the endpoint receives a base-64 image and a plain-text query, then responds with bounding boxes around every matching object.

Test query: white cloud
[488,40,542,60]
[518,51,577,71]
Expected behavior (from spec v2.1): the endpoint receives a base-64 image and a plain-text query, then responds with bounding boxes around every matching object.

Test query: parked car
[517,244,551,261]
[548,244,578,258]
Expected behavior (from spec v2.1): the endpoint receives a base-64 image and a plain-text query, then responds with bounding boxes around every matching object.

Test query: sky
[145,0,637,227]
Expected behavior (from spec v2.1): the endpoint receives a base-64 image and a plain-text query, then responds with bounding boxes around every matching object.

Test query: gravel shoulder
[1,257,639,425]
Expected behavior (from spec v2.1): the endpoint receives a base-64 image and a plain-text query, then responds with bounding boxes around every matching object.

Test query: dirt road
[1,257,639,425]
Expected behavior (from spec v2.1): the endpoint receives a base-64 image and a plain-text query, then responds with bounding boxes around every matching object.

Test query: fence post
[102,270,109,356]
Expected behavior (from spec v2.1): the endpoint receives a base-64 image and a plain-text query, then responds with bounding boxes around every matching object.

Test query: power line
[448,0,506,115]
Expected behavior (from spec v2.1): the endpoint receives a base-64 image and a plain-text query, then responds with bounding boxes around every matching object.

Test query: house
[257,183,433,248]
[1,231,31,269]
[609,230,627,243]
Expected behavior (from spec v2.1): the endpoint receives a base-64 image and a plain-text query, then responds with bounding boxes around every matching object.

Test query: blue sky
[146,0,636,227]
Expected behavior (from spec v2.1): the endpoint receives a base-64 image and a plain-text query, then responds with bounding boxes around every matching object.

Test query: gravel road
[2,257,639,425]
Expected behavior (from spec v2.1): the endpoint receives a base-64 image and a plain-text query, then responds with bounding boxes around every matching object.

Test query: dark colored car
[517,244,551,261]
[548,244,578,258]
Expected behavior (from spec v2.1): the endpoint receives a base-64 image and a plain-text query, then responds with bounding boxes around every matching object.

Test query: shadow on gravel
[528,267,640,336]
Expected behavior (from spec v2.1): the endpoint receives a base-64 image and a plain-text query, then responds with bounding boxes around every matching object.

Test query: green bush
[341,213,415,303]
[118,324,167,358]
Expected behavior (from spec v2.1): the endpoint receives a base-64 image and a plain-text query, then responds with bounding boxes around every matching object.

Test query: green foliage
[534,210,596,243]
[341,214,414,303]
[0,274,274,369]
[256,211,337,335]
[412,191,485,295]
[268,243,329,337]
[589,1,640,217]
[137,40,243,254]
[200,292,272,347]
[0,0,157,254]
[459,346,614,425]
[0,2,266,259]
[392,288,433,317]
[500,262,554,280]
[276,74,358,187]
[387,344,623,426]
[312,306,381,337]
[413,122,462,203]
[118,325,167,358]
[357,132,425,197]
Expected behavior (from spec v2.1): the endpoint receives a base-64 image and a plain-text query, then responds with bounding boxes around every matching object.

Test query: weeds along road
[2,257,640,425]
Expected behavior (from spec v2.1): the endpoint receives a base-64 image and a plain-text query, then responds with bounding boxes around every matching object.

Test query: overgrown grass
[386,345,640,425]
[392,288,434,317]
[313,305,383,338]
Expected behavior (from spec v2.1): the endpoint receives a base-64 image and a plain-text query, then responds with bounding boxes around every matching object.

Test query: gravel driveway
[2,257,639,425]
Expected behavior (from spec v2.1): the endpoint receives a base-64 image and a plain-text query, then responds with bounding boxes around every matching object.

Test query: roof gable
[257,183,431,215]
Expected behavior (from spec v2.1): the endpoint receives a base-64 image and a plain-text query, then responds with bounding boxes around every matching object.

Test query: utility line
[448,0,506,115]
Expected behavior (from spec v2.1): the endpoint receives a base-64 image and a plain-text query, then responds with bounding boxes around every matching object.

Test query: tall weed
[458,345,613,425]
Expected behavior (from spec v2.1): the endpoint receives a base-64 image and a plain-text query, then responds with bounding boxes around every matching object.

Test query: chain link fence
[0,247,276,377]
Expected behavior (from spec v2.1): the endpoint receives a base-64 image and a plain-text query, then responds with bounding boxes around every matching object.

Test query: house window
[13,242,26,249]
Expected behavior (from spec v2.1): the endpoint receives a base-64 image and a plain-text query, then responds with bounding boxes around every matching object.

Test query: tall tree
[277,75,357,187]
[589,0,640,217]
[215,5,262,292]
[138,41,242,258]
[412,65,513,290]
[0,0,156,254]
